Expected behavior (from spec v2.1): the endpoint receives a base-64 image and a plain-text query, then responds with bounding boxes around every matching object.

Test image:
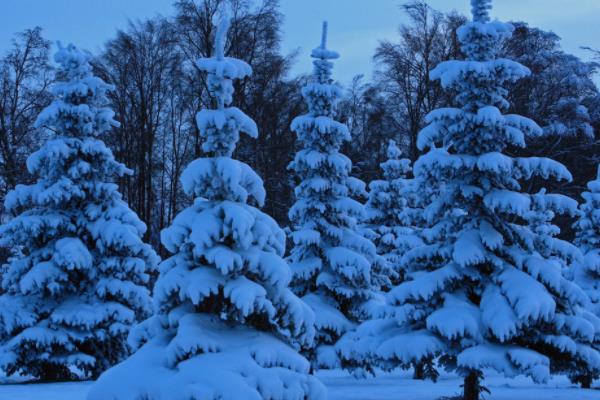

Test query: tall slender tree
[0,28,53,208]
[364,139,419,288]
[98,18,181,249]
[88,15,325,400]
[287,22,386,371]
[373,1,466,162]
[0,44,158,380]
[339,1,600,399]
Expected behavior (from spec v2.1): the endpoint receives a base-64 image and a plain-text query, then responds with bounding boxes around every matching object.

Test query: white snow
[1,370,599,400]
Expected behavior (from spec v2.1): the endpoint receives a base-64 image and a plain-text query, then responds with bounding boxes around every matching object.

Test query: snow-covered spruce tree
[364,140,438,380]
[574,166,600,316]
[88,16,325,400]
[364,139,420,289]
[526,188,600,387]
[339,1,600,399]
[287,22,386,372]
[0,44,159,381]
[571,166,600,387]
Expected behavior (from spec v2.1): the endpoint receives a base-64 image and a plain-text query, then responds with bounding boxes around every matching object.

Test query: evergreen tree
[364,139,419,288]
[574,167,600,315]
[340,142,439,380]
[88,15,325,400]
[287,22,386,371]
[0,44,159,380]
[571,166,600,387]
[338,1,600,399]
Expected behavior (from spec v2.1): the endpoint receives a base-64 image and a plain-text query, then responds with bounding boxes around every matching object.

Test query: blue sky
[1,0,599,84]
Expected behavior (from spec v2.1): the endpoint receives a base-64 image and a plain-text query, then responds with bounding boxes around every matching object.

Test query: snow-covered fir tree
[0,44,159,380]
[287,22,386,372]
[571,166,600,387]
[338,1,600,399]
[364,140,420,288]
[88,15,325,400]
[525,188,600,387]
[573,166,600,315]
[363,139,438,380]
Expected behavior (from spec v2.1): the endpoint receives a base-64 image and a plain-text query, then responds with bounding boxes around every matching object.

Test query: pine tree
[287,22,385,371]
[571,166,600,387]
[574,166,600,315]
[338,1,600,399]
[88,15,325,400]
[364,140,419,288]
[364,142,439,381]
[0,44,159,380]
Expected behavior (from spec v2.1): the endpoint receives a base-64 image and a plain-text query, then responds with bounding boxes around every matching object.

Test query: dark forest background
[1,0,598,255]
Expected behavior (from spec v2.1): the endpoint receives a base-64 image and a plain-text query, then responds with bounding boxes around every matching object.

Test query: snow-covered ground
[0,370,599,400]
[321,370,600,400]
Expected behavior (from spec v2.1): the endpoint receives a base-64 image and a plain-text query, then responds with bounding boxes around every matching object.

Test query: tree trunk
[581,374,592,389]
[413,361,425,380]
[463,371,480,400]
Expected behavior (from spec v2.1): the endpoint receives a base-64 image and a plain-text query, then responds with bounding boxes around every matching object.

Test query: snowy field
[0,370,599,400]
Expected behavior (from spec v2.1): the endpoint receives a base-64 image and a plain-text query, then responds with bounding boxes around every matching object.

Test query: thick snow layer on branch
[180,157,265,205]
[499,267,556,322]
[457,344,550,383]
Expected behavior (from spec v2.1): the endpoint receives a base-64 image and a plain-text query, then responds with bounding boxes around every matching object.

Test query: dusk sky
[1,0,599,84]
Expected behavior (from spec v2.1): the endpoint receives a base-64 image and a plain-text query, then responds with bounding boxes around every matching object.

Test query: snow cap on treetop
[196,12,252,108]
[214,11,229,61]
[54,42,92,77]
[320,20,328,48]
[35,42,119,136]
[308,21,340,88]
[311,21,339,61]
[471,0,492,22]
